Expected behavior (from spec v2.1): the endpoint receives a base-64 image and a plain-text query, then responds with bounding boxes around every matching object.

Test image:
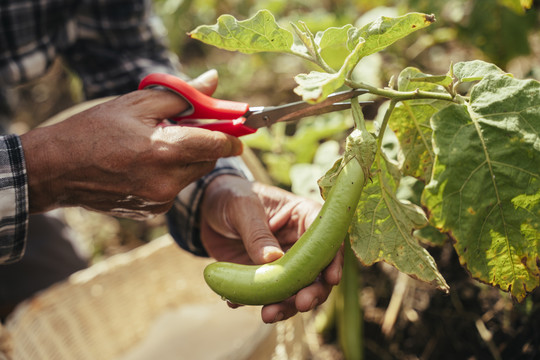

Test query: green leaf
[423,75,540,301]
[410,75,453,87]
[316,25,354,71]
[289,22,315,58]
[293,37,366,103]
[390,68,450,182]
[397,67,448,92]
[294,71,347,103]
[453,60,508,83]
[347,12,436,59]
[414,226,449,247]
[188,9,294,54]
[350,154,449,292]
[498,0,533,13]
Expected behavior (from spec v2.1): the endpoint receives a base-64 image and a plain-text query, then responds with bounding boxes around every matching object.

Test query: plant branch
[337,237,364,360]
[298,22,337,73]
[351,97,368,131]
[289,48,318,63]
[290,22,336,74]
[377,99,398,154]
[346,79,456,102]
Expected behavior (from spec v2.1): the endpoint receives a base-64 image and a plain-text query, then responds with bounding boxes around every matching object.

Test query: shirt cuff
[0,135,29,264]
[166,156,254,257]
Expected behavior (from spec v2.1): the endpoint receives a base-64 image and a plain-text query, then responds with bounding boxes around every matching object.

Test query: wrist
[20,126,64,213]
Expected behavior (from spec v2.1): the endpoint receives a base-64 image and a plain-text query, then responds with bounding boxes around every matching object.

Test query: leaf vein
[469,105,516,280]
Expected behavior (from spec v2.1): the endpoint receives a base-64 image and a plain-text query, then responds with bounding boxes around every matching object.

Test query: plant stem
[346,79,455,102]
[289,22,336,74]
[376,99,397,154]
[299,22,336,74]
[289,48,317,63]
[351,97,368,131]
[337,237,363,360]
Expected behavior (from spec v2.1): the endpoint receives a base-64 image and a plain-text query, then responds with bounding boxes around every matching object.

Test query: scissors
[138,73,370,137]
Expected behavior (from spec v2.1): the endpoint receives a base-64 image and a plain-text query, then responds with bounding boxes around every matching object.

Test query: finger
[124,70,218,124]
[188,69,218,96]
[261,297,298,324]
[156,126,243,163]
[232,197,284,264]
[294,278,333,313]
[175,160,219,187]
[226,301,243,309]
[143,69,218,119]
[322,244,345,286]
[118,89,190,125]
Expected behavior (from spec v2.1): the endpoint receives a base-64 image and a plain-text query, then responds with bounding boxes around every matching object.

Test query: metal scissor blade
[243,88,369,129]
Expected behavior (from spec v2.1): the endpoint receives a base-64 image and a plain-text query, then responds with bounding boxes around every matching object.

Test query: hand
[21,70,242,218]
[200,175,344,323]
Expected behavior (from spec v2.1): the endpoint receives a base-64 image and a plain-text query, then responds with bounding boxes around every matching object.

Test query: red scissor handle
[138,73,257,137]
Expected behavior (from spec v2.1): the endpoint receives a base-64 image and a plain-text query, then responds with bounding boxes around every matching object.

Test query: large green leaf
[423,75,540,301]
[390,67,450,182]
[188,9,294,54]
[350,153,449,292]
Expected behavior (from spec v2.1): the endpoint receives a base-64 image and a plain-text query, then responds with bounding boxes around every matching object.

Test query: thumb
[136,69,219,121]
[189,69,218,96]
[233,200,284,265]
[205,175,285,265]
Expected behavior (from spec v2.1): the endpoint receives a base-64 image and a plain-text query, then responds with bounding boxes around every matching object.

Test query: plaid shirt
[0,0,250,263]
[0,135,27,264]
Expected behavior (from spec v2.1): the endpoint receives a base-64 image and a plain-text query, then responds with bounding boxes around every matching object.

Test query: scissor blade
[243,89,369,129]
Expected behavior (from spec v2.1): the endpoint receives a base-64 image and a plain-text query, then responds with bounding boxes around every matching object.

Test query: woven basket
[1,235,308,359]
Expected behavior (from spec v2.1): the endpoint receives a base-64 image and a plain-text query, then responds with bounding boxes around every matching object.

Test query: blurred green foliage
[155,0,539,69]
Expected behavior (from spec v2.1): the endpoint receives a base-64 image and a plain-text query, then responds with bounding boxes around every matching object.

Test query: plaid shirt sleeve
[0,135,28,264]
[63,0,187,100]
[166,157,255,257]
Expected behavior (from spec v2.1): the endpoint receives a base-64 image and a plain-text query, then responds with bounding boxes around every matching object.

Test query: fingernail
[263,246,283,263]
[225,139,243,157]
[310,298,319,310]
[232,140,243,156]
[197,68,218,84]
[273,312,284,323]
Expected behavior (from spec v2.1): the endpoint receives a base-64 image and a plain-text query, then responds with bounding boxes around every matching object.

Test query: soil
[319,241,540,360]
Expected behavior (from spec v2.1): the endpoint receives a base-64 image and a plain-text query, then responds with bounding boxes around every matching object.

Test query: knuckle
[245,226,276,251]
[145,180,179,204]
[209,133,241,157]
